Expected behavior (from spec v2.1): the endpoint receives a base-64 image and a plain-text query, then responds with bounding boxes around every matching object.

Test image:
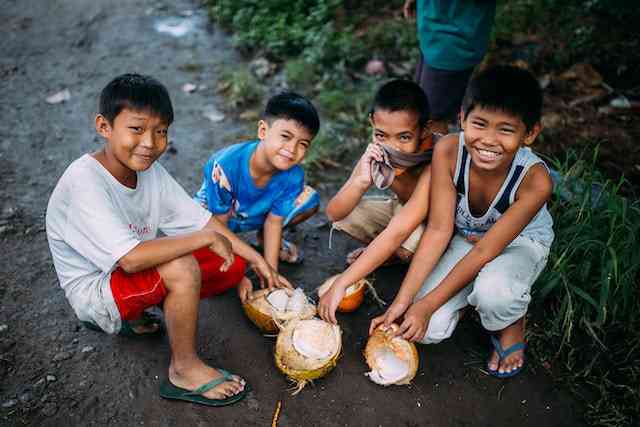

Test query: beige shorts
[332,196,425,253]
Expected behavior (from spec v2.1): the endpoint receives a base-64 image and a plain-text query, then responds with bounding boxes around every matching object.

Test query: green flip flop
[81,311,164,338]
[159,369,250,407]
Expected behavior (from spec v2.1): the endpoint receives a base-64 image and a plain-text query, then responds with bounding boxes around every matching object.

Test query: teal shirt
[417,0,496,71]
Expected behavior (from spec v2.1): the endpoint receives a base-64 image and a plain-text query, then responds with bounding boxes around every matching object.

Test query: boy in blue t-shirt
[195,92,320,272]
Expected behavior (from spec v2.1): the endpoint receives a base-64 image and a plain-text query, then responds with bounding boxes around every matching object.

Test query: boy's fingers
[369,316,383,335]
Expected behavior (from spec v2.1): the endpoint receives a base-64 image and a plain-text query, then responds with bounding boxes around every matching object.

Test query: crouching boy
[195,92,320,270]
[370,66,554,378]
[319,80,437,322]
[46,74,286,406]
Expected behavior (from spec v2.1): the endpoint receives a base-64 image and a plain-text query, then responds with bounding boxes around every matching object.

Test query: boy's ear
[95,114,112,138]
[257,119,268,140]
[368,113,375,127]
[524,122,543,146]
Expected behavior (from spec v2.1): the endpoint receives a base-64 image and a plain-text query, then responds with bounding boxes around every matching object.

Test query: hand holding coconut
[396,301,433,342]
[318,277,347,324]
[369,299,410,335]
[248,255,293,290]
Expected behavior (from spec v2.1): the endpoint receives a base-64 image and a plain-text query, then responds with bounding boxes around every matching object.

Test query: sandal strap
[490,335,526,359]
[185,370,237,396]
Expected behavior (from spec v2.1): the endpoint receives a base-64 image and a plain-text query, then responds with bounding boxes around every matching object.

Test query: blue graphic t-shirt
[194,141,305,232]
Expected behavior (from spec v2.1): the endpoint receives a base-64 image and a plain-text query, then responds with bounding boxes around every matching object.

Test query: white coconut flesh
[364,325,418,386]
[366,347,410,385]
[265,288,309,314]
[291,319,337,360]
[266,289,290,312]
[286,288,307,313]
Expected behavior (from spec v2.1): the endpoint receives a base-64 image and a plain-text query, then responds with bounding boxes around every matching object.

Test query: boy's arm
[397,163,553,341]
[262,212,284,271]
[118,228,232,274]
[202,216,292,290]
[319,164,432,323]
[325,144,385,221]
[370,136,459,330]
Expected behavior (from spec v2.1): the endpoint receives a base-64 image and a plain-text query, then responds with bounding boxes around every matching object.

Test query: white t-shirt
[46,154,212,333]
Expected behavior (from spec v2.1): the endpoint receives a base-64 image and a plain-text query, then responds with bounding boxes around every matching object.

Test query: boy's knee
[157,255,201,292]
[470,273,530,328]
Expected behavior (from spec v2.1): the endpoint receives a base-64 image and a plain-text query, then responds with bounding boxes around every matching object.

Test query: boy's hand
[208,232,234,271]
[369,299,410,335]
[354,144,385,188]
[318,279,347,324]
[250,257,293,290]
[397,302,432,342]
[237,277,253,304]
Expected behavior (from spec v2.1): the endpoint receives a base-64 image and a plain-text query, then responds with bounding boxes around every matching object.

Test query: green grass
[217,68,264,109]
[532,148,640,426]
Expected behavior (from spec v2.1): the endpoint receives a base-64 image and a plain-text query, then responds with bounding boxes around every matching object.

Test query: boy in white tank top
[369,65,554,378]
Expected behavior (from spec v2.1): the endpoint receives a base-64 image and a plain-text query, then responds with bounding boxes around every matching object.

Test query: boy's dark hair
[99,73,174,125]
[370,79,430,129]
[462,65,542,131]
[263,91,320,137]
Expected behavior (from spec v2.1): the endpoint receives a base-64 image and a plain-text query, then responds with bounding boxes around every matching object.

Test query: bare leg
[487,317,526,375]
[158,255,245,399]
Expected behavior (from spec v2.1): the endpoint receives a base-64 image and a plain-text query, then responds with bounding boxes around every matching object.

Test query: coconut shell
[242,288,316,334]
[274,318,342,393]
[364,323,419,386]
[317,275,367,313]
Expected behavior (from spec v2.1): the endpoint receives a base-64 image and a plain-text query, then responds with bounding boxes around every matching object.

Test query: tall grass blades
[534,149,640,426]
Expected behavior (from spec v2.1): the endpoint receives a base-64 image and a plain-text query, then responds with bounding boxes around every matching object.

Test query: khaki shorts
[332,196,425,253]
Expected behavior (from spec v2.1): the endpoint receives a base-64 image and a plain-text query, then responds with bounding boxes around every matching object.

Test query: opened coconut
[317,275,369,313]
[242,288,316,334]
[364,324,418,386]
[274,318,342,394]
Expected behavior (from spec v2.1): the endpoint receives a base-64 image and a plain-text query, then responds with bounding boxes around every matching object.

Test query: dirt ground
[0,0,587,426]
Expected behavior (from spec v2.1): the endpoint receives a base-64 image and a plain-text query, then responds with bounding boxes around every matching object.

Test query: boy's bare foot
[279,239,303,264]
[487,318,526,376]
[169,361,246,400]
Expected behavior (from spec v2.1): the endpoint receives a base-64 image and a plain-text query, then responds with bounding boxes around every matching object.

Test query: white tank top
[453,132,554,248]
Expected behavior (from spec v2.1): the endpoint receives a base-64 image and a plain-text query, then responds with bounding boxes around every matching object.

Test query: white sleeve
[157,165,212,236]
[64,182,141,274]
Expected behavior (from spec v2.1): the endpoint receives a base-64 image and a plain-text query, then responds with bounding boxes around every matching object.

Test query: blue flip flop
[487,335,526,378]
[159,369,250,407]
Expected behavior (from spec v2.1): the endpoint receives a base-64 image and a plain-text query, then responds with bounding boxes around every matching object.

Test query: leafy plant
[532,148,640,426]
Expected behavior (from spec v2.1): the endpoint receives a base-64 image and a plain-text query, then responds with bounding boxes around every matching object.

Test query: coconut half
[364,324,419,386]
[242,288,316,334]
[317,275,368,313]
[275,318,342,394]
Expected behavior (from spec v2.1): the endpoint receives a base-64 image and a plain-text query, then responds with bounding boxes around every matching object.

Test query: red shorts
[110,247,246,320]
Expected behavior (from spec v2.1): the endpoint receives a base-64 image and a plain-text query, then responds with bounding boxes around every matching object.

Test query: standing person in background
[403,0,496,135]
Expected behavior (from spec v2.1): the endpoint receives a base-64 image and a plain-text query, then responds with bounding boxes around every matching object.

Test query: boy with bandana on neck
[319,79,437,323]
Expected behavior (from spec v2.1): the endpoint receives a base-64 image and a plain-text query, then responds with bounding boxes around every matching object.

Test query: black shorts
[415,54,474,121]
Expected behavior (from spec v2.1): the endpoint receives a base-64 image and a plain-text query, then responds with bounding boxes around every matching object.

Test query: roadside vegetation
[205,1,639,425]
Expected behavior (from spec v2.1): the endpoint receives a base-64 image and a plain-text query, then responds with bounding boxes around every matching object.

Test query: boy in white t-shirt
[46,74,289,407]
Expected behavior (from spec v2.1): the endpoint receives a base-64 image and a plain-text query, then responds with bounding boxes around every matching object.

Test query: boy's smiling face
[95,108,169,183]
[370,109,425,154]
[258,118,312,171]
[461,106,541,174]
